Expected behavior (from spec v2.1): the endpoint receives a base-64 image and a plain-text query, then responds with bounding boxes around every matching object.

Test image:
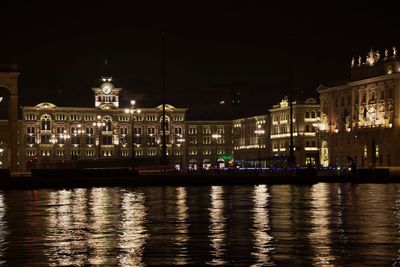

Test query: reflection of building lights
[346,128,351,132]
[335,129,339,133]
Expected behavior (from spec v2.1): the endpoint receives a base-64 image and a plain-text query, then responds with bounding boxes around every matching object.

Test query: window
[120,127,128,135]
[84,114,94,121]
[134,127,142,135]
[55,114,66,121]
[26,149,36,156]
[203,136,211,144]
[41,149,51,156]
[189,149,197,155]
[135,149,143,156]
[148,149,157,156]
[121,150,129,156]
[26,126,36,144]
[203,149,212,155]
[189,126,197,134]
[147,127,156,135]
[174,127,182,134]
[217,149,224,155]
[40,114,51,131]
[69,114,80,121]
[56,150,64,156]
[203,126,211,134]
[25,113,36,121]
[216,127,225,134]
[119,115,129,122]
[305,111,310,118]
[217,137,225,144]
[146,115,157,121]
[86,150,95,156]
[147,135,156,146]
[189,136,197,144]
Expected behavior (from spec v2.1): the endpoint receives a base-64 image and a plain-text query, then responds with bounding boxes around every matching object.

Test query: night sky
[1,1,399,118]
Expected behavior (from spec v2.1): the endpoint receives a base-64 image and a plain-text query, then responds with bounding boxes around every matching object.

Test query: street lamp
[125,100,141,171]
[176,134,185,171]
[254,124,265,170]
[93,115,106,159]
[212,133,221,168]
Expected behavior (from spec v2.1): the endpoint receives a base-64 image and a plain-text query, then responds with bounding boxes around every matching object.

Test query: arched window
[305,111,310,118]
[311,111,316,118]
[102,116,113,131]
[160,116,170,132]
[40,114,51,131]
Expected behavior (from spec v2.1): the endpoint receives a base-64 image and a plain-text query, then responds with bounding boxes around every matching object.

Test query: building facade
[185,121,233,169]
[20,81,189,170]
[269,97,320,166]
[232,115,269,168]
[318,48,400,168]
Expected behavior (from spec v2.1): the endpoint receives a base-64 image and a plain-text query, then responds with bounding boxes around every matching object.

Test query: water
[0,183,400,266]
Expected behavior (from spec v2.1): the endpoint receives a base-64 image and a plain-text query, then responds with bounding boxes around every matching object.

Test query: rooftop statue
[358,55,362,66]
[393,46,397,57]
[385,48,389,59]
[351,57,355,68]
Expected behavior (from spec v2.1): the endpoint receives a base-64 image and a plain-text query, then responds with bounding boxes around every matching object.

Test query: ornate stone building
[20,80,188,171]
[318,47,400,167]
[232,115,269,168]
[185,121,233,169]
[269,97,320,166]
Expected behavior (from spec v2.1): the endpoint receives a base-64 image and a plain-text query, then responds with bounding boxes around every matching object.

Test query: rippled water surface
[1,183,400,266]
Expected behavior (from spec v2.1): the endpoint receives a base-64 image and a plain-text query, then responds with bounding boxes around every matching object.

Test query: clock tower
[93,79,121,109]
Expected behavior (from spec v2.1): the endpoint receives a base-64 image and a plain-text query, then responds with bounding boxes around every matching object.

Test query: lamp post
[212,133,221,168]
[93,115,106,159]
[254,124,265,171]
[176,134,185,171]
[125,100,141,171]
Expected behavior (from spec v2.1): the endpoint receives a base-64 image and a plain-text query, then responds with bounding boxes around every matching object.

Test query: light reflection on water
[0,184,400,265]
[309,183,335,266]
[208,186,226,265]
[118,190,147,267]
[0,192,6,265]
[251,185,274,266]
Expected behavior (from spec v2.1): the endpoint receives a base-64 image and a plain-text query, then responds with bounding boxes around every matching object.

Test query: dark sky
[1,1,400,116]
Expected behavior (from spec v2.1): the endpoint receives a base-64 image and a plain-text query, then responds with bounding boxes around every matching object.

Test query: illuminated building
[269,97,320,166]
[232,115,269,168]
[185,121,233,169]
[318,47,400,167]
[20,80,188,171]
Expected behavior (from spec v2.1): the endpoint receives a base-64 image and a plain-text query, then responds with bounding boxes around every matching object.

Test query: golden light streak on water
[251,185,274,266]
[208,186,226,265]
[309,183,335,266]
[117,190,148,267]
[173,187,189,265]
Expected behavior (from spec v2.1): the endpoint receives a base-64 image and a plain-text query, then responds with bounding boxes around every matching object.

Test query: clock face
[102,85,111,94]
